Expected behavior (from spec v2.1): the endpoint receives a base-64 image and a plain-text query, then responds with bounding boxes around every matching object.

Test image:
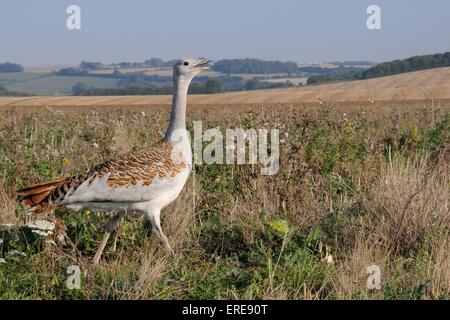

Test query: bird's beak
[193,59,212,69]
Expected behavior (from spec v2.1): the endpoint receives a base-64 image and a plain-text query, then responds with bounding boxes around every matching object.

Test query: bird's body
[16,58,210,263]
[62,137,191,212]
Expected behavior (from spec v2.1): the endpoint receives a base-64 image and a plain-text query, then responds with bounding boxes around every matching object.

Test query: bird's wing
[17,139,189,212]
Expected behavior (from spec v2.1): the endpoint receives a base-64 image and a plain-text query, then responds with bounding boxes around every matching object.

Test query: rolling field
[1,74,119,96]
[0,69,449,299]
[1,67,450,110]
[0,68,297,96]
[0,73,50,87]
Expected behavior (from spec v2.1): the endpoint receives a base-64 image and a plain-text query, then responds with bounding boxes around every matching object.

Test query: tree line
[72,79,223,96]
[66,58,307,74]
[308,52,450,85]
[213,58,299,74]
[56,58,374,80]
[360,52,450,78]
[72,77,295,96]
[0,63,23,73]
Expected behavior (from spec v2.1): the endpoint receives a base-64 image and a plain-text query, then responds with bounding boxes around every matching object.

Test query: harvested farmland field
[1,67,450,112]
[1,68,449,298]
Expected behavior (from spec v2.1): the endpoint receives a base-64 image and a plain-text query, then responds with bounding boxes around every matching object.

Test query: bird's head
[173,58,212,82]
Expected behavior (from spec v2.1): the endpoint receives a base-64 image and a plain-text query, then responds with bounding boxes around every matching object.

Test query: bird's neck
[165,77,190,140]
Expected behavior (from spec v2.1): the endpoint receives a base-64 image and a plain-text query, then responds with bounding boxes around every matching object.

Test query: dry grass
[334,154,449,299]
[366,154,449,255]
[0,100,448,299]
[0,179,18,225]
[428,237,450,297]
[333,235,389,299]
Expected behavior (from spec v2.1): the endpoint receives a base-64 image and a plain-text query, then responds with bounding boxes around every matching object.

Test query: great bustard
[16,58,211,265]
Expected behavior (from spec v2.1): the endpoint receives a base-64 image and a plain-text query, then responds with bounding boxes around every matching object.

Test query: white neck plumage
[164,75,193,166]
[165,76,190,140]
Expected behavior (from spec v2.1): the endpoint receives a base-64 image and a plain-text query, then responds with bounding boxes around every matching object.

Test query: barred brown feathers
[16,138,187,214]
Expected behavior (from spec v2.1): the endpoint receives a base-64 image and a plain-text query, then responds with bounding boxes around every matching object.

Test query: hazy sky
[1,0,449,66]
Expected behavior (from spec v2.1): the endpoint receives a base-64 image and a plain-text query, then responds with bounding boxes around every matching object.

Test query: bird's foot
[165,244,175,257]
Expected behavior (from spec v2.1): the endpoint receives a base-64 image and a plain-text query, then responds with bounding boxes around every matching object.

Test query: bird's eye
[183,61,189,66]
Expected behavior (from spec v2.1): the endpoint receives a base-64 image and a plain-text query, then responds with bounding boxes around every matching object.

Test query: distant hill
[212,58,299,74]
[2,73,119,95]
[212,59,373,74]
[360,52,450,79]
[6,54,449,95]
[328,61,376,67]
[0,85,29,96]
[2,67,450,107]
[308,52,450,84]
[0,62,23,73]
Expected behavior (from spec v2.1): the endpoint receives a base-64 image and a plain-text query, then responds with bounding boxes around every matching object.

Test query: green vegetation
[72,84,173,96]
[5,75,118,95]
[55,67,89,76]
[305,126,339,173]
[72,78,296,96]
[0,70,297,96]
[204,79,222,93]
[307,71,360,85]
[0,102,448,299]
[244,79,295,90]
[299,66,362,75]
[0,85,29,97]
[190,79,222,94]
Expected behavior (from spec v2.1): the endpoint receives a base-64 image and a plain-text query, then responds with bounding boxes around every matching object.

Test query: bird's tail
[16,179,70,214]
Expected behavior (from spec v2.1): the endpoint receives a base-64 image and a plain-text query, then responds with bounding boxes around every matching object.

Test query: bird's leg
[154,224,174,256]
[111,215,125,254]
[93,212,126,266]
[112,210,128,253]
[93,230,111,266]
[146,210,174,256]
